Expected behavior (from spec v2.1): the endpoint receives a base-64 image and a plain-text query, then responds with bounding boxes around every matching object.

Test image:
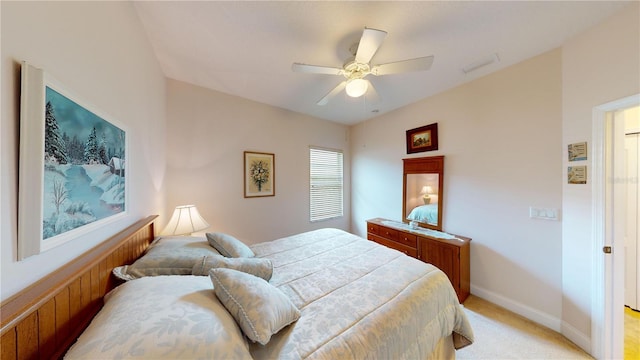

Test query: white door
[625,132,639,310]
[591,95,639,360]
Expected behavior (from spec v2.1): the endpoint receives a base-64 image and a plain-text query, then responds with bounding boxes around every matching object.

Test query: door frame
[625,131,639,310]
[591,94,639,359]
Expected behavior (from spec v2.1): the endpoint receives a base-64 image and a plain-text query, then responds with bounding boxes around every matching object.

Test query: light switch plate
[529,207,559,220]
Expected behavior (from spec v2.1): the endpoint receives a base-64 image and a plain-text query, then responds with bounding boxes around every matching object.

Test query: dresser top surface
[367,218,470,244]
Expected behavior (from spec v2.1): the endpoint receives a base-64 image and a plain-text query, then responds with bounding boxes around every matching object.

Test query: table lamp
[161,205,209,235]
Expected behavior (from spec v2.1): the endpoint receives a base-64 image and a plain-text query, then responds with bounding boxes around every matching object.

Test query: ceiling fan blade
[355,27,387,64]
[292,63,343,76]
[365,80,380,104]
[317,81,346,106]
[371,56,434,76]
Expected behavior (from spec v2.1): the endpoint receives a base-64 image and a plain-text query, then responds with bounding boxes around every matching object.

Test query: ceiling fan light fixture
[292,27,433,105]
[345,78,368,97]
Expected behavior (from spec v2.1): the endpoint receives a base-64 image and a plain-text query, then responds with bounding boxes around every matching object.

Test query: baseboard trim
[561,320,592,355]
[470,284,562,332]
[470,285,593,355]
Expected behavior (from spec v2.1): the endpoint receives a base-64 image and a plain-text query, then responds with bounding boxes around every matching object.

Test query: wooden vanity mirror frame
[402,156,444,231]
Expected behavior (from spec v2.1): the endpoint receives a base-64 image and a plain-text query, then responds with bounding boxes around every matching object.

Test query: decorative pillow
[206,232,255,258]
[64,276,253,359]
[113,236,220,280]
[192,255,273,280]
[209,268,300,345]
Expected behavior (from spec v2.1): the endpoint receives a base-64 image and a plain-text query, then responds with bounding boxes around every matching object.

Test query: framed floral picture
[244,151,275,198]
[406,123,438,154]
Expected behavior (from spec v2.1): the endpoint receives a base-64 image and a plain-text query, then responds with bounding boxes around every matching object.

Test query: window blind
[309,147,343,222]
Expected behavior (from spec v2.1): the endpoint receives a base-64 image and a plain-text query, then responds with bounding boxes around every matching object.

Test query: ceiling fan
[292,27,434,106]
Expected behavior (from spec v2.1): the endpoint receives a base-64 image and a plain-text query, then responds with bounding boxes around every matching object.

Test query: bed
[407,203,439,224]
[0,216,473,359]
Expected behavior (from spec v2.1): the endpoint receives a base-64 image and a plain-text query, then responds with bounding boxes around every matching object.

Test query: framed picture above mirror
[406,123,438,154]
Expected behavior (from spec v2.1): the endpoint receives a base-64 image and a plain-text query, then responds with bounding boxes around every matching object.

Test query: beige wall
[561,2,640,349]
[165,79,350,243]
[0,2,166,301]
[351,49,564,329]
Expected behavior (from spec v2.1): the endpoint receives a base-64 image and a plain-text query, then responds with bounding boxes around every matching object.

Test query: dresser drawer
[367,223,379,235]
[396,231,417,248]
[368,234,418,258]
[378,226,399,241]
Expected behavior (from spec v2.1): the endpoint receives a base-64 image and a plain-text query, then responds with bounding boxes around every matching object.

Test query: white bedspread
[250,228,473,359]
[65,228,473,359]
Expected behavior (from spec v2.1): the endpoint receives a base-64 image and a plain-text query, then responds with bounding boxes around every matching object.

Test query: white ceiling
[133,1,630,126]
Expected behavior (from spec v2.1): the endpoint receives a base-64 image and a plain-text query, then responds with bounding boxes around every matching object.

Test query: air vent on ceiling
[462,53,500,74]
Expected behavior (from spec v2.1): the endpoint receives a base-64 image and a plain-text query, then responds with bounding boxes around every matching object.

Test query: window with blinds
[309,147,343,222]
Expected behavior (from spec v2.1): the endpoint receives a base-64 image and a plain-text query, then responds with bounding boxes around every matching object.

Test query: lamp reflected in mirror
[421,185,434,204]
[406,175,439,227]
[403,156,444,231]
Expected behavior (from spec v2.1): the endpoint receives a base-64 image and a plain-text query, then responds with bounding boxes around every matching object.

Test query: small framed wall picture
[568,142,587,161]
[406,123,438,154]
[568,166,587,184]
[244,151,275,198]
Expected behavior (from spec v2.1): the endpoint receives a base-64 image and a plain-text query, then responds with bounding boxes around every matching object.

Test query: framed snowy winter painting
[18,62,128,259]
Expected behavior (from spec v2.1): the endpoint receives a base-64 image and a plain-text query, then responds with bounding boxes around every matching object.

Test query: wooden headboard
[0,215,157,359]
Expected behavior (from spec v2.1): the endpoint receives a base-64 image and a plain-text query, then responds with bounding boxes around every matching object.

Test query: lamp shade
[162,205,210,235]
[420,186,434,195]
[345,78,368,98]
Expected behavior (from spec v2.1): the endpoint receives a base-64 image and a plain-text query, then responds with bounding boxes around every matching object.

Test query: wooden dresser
[366,218,471,303]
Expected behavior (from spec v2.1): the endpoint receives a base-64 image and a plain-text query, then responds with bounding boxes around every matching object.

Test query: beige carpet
[456,296,592,359]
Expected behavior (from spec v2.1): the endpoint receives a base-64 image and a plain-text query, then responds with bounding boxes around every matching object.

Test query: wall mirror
[402,156,444,231]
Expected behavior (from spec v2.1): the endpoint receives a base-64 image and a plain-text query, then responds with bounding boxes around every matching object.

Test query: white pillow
[192,255,273,281]
[209,268,300,345]
[65,276,253,359]
[206,233,255,258]
[114,236,220,280]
